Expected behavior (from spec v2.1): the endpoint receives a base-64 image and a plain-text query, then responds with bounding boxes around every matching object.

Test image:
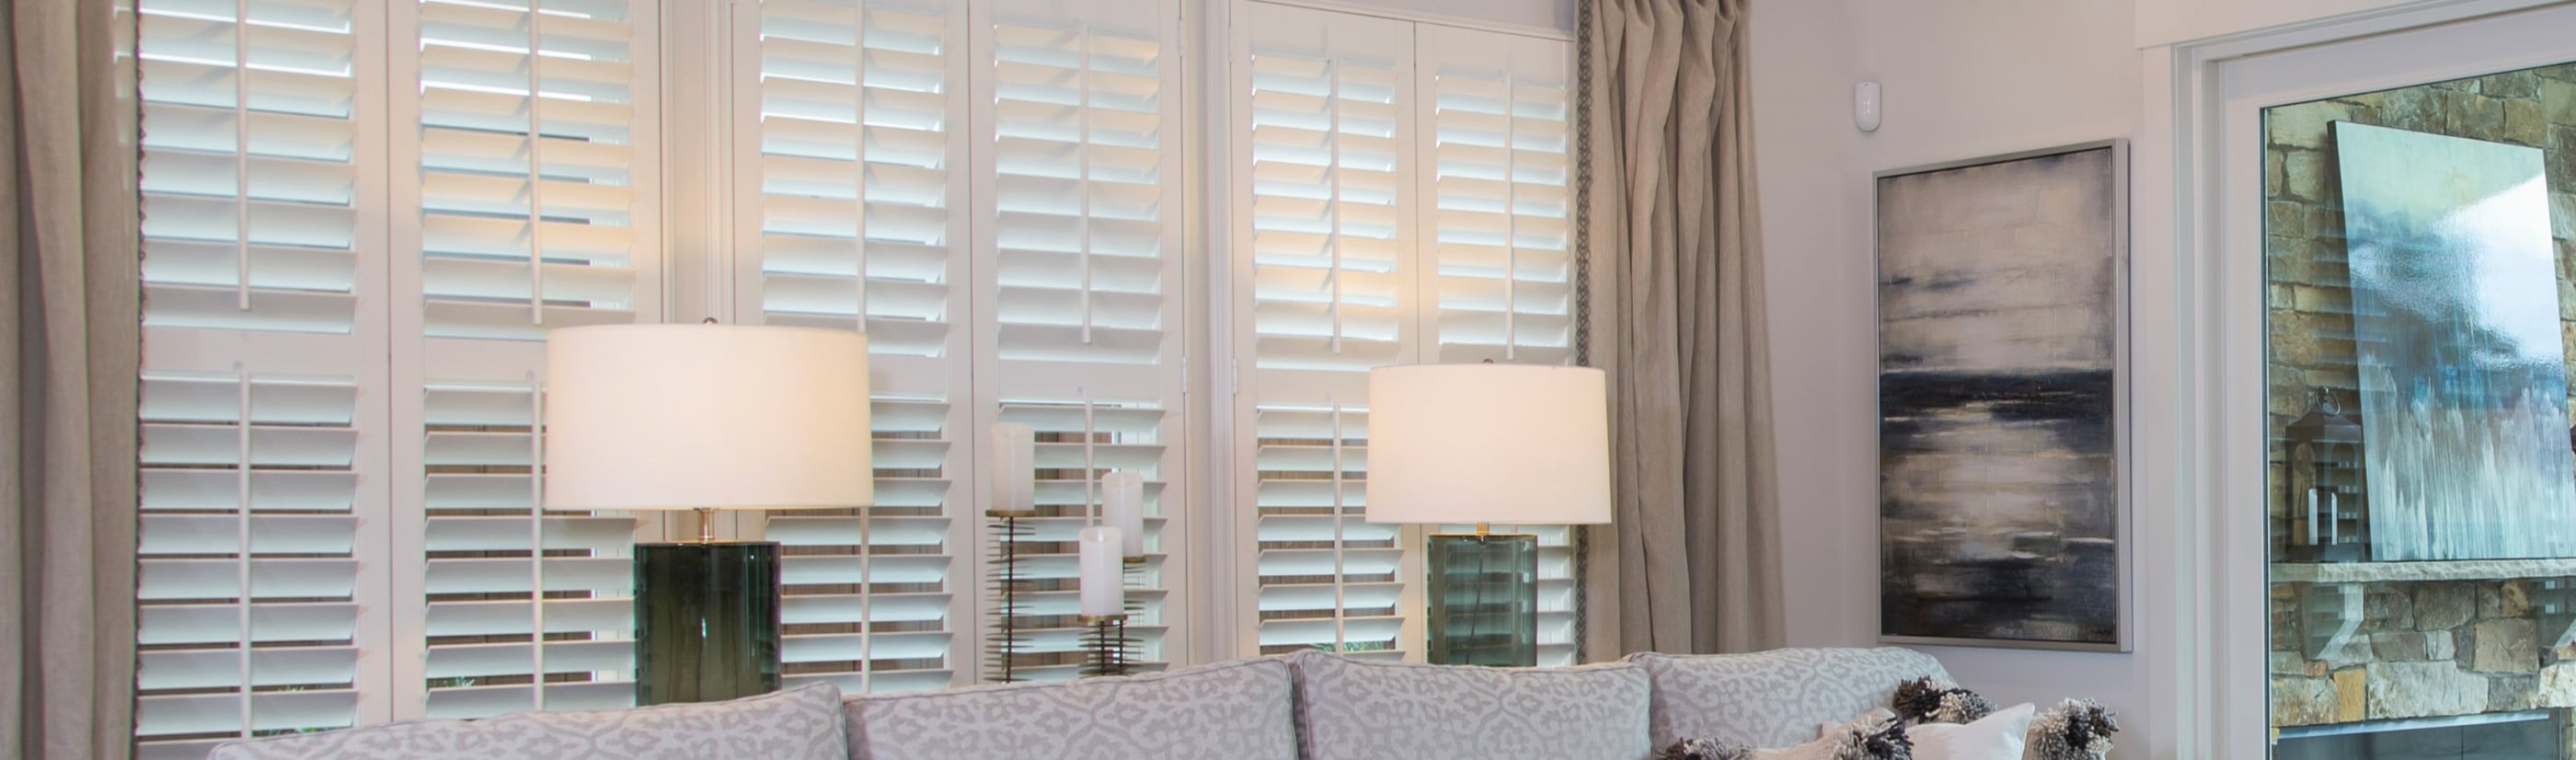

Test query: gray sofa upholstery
[210,647,1952,760]
[1286,650,1651,760]
[842,657,1296,760]
[1627,647,1953,749]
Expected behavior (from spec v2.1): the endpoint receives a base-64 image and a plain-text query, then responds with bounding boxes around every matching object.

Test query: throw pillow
[1892,677,1998,725]
[1661,712,1912,760]
[1906,702,2035,760]
[2022,699,2119,760]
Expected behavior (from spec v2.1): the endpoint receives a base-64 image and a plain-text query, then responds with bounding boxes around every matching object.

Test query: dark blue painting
[2337,121,2576,561]
[1878,144,2124,650]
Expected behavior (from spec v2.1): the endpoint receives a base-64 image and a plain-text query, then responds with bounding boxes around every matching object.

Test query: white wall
[2136,0,2423,45]
[1752,0,2168,754]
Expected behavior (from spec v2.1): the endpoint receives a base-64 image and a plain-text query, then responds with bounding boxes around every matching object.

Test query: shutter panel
[1417,25,1573,366]
[1232,3,1420,661]
[398,0,663,719]
[416,382,640,718]
[134,0,392,755]
[740,0,973,695]
[1248,405,1407,657]
[139,0,369,336]
[983,0,1177,368]
[133,372,376,760]
[1415,25,1581,666]
[972,0,1189,679]
[764,398,962,695]
[414,0,654,341]
[983,400,1177,676]
[1232,4,1583,664]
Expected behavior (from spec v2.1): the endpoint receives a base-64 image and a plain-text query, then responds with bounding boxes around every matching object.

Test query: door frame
[2145,1,2576,755]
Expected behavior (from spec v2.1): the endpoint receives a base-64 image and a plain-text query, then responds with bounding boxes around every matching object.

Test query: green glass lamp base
[1426,532,1539,667]
[634,541,781,705]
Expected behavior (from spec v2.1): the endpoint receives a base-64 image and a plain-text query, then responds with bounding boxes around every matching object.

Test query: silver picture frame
[1873,139,2132,653]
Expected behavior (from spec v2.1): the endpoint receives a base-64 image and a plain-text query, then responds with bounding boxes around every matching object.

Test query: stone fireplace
[2269,564,2576,755]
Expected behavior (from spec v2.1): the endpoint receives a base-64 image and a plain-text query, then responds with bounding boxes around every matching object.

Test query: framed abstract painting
[1875,140,2130,651]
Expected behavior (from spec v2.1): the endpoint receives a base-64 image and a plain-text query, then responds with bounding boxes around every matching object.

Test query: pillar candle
[2305,488,2320,546]
[1078,526,1123,617]
[991,422,1035,512]
[1102,471,1145,558]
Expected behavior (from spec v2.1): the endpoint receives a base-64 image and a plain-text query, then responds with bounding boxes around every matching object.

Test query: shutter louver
[402,0,661,719]
[743,0,974,695]
[1417,25,1581,666]
[1234,3,1420,662]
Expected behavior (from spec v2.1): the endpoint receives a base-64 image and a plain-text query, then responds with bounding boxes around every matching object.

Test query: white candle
[2318,489,2339,548]
[991,422,1035,512]
[1078,526,1123,617]
[1102,471,1145,558]
[2325,489,2340,545]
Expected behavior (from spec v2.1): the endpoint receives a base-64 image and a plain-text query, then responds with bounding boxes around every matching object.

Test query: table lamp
[1365,363,1610,667]
[545,324,873,704]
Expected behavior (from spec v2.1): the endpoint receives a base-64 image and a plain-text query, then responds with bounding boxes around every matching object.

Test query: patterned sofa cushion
[1627,647,1952,750]
[1285,650,1653,760]
[842,657,1296,760]
[208,682,845,760]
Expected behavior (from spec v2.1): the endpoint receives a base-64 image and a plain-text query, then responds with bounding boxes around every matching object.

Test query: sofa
[210,647,1957,760]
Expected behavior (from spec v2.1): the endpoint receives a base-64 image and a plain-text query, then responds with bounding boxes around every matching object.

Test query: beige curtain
[3,0,143,755]
[1581,0,1782,655]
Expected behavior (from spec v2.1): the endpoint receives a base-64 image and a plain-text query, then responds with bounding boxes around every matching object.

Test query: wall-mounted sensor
[1855,82,1881,132]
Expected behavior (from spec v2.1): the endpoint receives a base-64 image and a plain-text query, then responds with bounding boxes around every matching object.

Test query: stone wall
[2271,578,2576,726]
[2265,61,2576,741]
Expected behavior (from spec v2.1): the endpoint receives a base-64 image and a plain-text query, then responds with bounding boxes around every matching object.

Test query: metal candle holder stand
[983,509,1037,683]
[1076,558,1147,677]
[1079,610,1136,678]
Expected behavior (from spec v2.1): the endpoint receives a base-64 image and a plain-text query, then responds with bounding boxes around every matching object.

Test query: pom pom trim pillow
[1660,712,1913,760]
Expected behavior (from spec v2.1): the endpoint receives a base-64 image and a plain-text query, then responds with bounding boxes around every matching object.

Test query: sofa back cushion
[1627,647,1951,750]
[208,682,845,760]
[1286,650,1652,760]
[842,657,1295,760]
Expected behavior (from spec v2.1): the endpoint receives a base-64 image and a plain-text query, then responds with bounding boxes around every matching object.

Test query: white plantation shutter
[138,0,373,336]
[764,398,965,695]
[737,0,975,696]
[133,370,384,760]
[1230,1,1581,664]
[1416,25,1574,367]
[397,0,663,719]
[1416,25,1581,667]
[972,0,1189,678]
[411,0,655,341]
[1232,2,1420,661]
[983,400,1179,675]
[133,0,392,755]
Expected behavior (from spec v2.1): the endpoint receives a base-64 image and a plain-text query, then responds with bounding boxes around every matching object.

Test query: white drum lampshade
[1363,363,1612,525]
[544,324,875,512]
